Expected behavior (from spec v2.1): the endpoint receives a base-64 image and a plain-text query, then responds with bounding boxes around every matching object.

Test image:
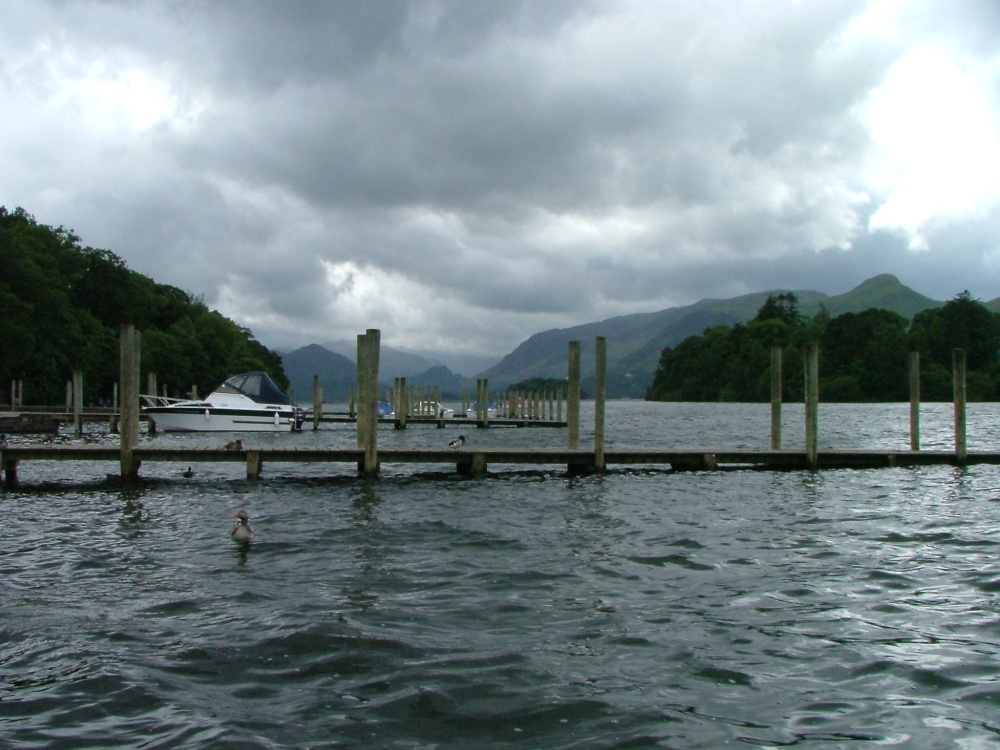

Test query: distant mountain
[318,339,498,378]
[281,345,476,402]
[281,276,951,401]
[403,365,473,398]
[281,344,356,401]
[480,275,945,398]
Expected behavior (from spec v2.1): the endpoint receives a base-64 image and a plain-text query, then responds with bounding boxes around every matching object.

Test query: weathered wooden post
[111,382,119,434]
[595,336,607,473]
[119,324,141,480]
[73,370,84,436]
[356,329,380,475]
[557,383,564,422]
[909,351,920,451]
[770,347,782,450]
[246,451,262,481]
[567,341,581,450]
[482,379,490,427]
[65,380,72,412]
[954,348,967,465]
[312,375,323,431]
[804,342,819,471]
[144,372,157,434]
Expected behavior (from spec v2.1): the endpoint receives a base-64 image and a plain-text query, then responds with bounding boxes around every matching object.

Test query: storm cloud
[3,0,999,355]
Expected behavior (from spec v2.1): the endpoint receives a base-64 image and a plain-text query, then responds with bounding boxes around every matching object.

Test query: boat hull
[146,407,299,432]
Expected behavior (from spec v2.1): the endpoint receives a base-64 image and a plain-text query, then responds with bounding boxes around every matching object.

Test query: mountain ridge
[280,275,974,400]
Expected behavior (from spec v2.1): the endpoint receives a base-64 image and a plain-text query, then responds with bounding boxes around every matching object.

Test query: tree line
[646,291,1000,402]
[0,207,287,405]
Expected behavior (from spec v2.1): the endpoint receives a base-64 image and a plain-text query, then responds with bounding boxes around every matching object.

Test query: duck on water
[231,510,254,542]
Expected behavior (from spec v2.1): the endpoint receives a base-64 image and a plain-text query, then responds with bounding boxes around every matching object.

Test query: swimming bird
[448,435,465,449]
[231,509,254,541]
[182,466,194,478]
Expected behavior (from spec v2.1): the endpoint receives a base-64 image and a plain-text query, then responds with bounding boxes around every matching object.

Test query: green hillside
[482,275,945,398]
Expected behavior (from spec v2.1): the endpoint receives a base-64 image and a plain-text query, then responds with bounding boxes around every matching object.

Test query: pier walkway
[3,444,999,484]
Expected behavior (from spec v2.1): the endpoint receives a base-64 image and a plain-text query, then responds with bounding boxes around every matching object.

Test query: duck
[231,509,254,541]
[225,439,244,451]
[448,434,466,449]
[182,466,194,478]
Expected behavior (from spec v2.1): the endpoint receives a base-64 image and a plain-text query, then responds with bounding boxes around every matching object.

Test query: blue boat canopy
[220,372,292,405]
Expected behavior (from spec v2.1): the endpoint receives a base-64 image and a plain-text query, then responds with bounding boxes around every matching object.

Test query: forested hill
[0,207,286,404]
[646,291,1000,403]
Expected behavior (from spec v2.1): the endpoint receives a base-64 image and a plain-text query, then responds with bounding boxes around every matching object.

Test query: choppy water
[3,402,1000,748]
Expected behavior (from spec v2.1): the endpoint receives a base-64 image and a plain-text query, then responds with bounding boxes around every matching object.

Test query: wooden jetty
[3,444,1000,484]
[0,329,993,485]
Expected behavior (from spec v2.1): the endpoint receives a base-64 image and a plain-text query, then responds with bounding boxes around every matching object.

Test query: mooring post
[119,324,141,480]
[567,341,581,450]
[72,370,84,436]
[804,342,819,471]
[111,382,119,434]
[954,348,967,465]
[246,451,262,481]
[312,375,322,431]
[909,351,920,451]
[348,389,355,419]
[595,336,607,473]
[770,347,782,450]
[482,379,490,427]
[356,329,380,475]
[147,372,157,401]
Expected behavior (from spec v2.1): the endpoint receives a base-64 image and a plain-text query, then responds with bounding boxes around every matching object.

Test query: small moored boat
[142,371,304,432]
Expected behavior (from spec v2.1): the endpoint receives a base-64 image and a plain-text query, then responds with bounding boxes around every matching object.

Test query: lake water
[2,401,1000,748]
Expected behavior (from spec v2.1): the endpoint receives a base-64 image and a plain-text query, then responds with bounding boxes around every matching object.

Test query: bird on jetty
[231,509,254,541]
[182,466,194,478]
[449,435,466,449]
[225,439,244,451]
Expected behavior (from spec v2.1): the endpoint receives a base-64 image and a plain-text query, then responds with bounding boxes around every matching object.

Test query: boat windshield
[222,372,292,405]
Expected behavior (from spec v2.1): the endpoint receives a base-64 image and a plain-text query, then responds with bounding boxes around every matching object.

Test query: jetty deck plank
[5,445,1000,479]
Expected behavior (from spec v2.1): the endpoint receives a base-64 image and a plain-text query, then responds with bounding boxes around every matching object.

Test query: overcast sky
[3,0,1000,356]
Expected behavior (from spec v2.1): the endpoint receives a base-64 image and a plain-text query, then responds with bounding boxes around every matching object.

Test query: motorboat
[377,400,395,418]
[410,401,454,419]
[142,371,304,432]
[466,401,498,419]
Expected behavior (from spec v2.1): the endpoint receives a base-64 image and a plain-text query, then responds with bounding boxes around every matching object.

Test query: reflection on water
[2,402,1000,748]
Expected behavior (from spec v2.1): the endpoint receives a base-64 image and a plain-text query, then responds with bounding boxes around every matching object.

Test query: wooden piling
[804,342,819,471]
[356,329,380,475]
[567,341,581,450]
[247,451,262,480]
[909,351,920,451]
[119,324,141,480]
[770,347,782,450]
[954,348,967,465]
[312,375,323,431]
[72,370,84,436]
[594,336,607,473]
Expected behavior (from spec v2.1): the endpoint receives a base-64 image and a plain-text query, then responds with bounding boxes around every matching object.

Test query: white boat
[466,401,498,419]
[411,401,454,419]
[142,371,304,432]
